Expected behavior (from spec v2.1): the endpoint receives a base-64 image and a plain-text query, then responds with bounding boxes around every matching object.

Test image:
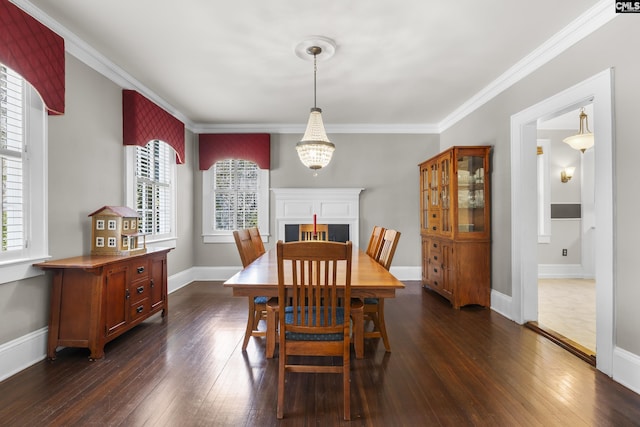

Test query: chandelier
[563,108,594,153]
[296,40,335,172]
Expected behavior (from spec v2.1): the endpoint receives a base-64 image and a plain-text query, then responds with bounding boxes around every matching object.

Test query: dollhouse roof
[88,206,139,218]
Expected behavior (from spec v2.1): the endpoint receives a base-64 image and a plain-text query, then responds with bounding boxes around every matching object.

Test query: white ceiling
[22,0,605,132]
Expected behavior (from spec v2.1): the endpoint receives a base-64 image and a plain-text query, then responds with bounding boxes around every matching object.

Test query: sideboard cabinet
[419,146,491,308]
[35,247,171,360]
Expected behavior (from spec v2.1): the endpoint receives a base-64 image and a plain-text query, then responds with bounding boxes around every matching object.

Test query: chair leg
[242,298,256,351]
[343,340,351,420]
[266,303,277,358]
[378,299,391,352]
[277,343,285,419]
[351,301,364,359]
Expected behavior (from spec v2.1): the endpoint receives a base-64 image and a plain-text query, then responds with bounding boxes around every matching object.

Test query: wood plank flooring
[1,280,639,426]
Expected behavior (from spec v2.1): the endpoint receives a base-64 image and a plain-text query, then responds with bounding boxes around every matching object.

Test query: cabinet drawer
[128,280,149,304]
[130,259,149,280]
[428,212,441,233]
[130,298,150,322]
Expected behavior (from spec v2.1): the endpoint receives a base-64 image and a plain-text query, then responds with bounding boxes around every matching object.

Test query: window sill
[0,256,48,285]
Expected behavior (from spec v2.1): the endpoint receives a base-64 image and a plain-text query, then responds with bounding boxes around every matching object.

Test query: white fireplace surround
[272,188,364,246]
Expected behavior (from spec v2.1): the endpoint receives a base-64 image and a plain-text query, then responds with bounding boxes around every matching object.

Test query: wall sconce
[560,167,575,183]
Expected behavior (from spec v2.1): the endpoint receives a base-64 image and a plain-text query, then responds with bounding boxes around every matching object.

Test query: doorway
[510,69,614,376]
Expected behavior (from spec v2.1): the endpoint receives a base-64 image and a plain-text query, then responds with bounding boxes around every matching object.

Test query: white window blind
[213,159,259,231]
[1,65,25,255]
[135,140,172,237]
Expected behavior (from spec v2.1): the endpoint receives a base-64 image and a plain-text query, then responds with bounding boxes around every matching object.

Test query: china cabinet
[419,146,491,308]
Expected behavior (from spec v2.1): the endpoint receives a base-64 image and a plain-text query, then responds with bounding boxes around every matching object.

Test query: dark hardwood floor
[1,281,639,426]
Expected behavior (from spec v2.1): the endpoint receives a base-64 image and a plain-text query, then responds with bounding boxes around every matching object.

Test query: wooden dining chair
[248,227,265,256]
[365,225,386,258]
[233,229,267,351]
[275,240,353,420]
[299,223,329,241]
[364,229,401,352]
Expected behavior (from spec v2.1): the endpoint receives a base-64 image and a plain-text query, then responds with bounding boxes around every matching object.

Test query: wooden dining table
[223,245,405,358]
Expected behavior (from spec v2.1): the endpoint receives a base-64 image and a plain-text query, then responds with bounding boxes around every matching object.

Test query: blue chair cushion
[254,296,269,304]
[284,306,345,341]
[364,298,379,305]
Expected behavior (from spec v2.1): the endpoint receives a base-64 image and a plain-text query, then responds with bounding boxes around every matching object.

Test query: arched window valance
[122,90,185,164]
[198,133,270,170]
[0,0,65,115]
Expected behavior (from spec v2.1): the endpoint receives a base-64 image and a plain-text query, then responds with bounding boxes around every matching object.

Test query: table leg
[351,299,364,359]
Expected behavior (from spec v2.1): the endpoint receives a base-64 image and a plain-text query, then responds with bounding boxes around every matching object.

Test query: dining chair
[275,240,353,420]
[248,227,265,256]
[299,223,329,241]
[233,229,267,351]
[364,228,401,352]
[365,225,386,258]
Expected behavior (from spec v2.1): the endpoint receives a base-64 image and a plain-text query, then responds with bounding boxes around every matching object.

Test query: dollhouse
[89,206,147,255]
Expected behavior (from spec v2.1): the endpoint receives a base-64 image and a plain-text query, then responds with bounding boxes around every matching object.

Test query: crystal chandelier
[296,45,335,172]
[563,108,594,153]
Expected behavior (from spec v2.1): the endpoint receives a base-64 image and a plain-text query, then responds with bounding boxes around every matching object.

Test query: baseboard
[0,327,47,383]
[490,289,513,321]
[538,263,588,278]
[613,347,640,395]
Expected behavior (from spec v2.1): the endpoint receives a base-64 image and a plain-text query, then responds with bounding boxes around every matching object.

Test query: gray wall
[440,15,640,354]
[193,132,440,268]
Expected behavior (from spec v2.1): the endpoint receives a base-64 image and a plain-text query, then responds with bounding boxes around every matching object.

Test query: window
[125,139,176,246]
[0,64,48,283]
[202,159,269,243]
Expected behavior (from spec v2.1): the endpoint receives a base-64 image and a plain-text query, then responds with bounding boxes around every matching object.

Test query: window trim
[124,142,177,249]
[201,160,269,244]
[0,81,48,284]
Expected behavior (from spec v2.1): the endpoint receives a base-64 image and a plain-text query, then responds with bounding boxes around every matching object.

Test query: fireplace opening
[284,224,350,242]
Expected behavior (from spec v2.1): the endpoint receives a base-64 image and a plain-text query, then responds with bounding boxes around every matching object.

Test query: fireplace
[272,188,364,245]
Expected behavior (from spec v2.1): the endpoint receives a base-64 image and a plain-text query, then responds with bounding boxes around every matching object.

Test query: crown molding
[11,0,617,136]
[192,122,440,134]
[437,0,617,132]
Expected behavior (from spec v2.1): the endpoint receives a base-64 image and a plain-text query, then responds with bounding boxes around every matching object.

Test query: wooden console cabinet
[419,146,491,308]
[35,247,171,360]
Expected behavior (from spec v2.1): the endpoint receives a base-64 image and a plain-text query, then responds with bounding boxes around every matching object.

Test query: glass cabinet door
[457,154,486,233]
[440,155,451,233]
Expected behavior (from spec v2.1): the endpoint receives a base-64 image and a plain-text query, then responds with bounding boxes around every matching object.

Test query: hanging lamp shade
[296,107,335,170]
[563,108,594,153]
[296,42,335,172]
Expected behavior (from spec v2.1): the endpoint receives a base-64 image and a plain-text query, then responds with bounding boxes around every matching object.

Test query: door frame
[510,69,614,375]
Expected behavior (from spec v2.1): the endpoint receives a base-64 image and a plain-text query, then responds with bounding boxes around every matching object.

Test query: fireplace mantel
[272,188,364,245]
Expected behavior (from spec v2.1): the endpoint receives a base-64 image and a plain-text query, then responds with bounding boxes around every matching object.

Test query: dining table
[223,244,405,358]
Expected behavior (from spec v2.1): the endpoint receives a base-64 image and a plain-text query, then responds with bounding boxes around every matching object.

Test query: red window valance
[0,0,65,115]
[122,90,185,164]
[199,133,270,170]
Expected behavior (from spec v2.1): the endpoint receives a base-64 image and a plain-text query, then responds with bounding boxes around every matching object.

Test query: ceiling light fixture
[563,108,594,153]
[296,38,335,174]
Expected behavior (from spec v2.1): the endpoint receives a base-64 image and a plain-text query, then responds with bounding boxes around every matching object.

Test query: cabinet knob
[125,289,130,300]
[433,255,438,261]
[137,266,145,274]
[136,286,144,294]
[150,279,155,288]
[433,268,438,273]
[136,306,144,314]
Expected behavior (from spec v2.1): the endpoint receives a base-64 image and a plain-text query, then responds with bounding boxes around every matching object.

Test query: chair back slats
[377,229,401,271]
[277,240,352,335]
[299,224,329,241]
[248,227,265,256]
[366,226,386,258]
[233,229,258,268]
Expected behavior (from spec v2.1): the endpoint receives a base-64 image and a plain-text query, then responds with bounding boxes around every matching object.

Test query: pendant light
[563,108,594,153]
[296,44,335,172]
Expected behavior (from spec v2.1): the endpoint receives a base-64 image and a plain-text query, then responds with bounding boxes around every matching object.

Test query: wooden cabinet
[35,247,171,360]
[419,146,491,308]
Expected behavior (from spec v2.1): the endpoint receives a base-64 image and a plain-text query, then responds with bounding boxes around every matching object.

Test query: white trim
[510,69,614,376]
[490,289,512,321]
[537,263,585,279]
[439,0,617,132]
[11,1,616,136]
[613,347,640,396]
[0,327,47,383]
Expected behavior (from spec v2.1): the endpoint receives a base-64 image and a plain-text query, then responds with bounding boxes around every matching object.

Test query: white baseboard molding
[538,263,589,278]
[0,327,47,383]
[490,289,514,321]
[613,346,640,395]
